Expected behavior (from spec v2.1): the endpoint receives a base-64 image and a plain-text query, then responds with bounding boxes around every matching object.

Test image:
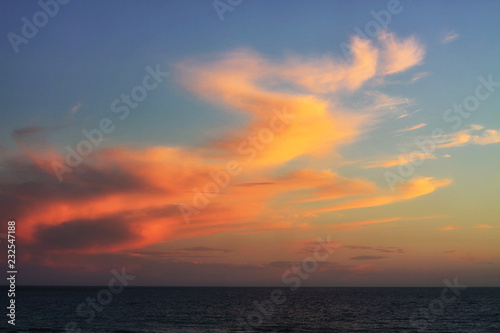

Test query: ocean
[1,286,499,332]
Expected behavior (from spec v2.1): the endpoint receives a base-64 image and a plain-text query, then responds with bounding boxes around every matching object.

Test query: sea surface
[1,286,499,332]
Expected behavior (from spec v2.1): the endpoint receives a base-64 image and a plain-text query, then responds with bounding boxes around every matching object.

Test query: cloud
[279,36,379,92]
[474,224,496,229]
[333,217,401,231]
[472,129,500,145]
[12,124,69,143]
[235,182,276,187]
[3,147,442,254]
[345,245,404,254]
[297,240,341,254]
[1,30,434,259]
[182,246,232,253]
[365,91,413,112]
[409,72,429,83]
[396,123,427,133]
[379,31,425,75]
[34,217,142,252]
[127,246,232,259]
[444,250,461,253]
[177,32,424,167]
[461,254,481,261]
[330,215,438,232]
[437,124,500,148]
[314,177,451,213]
[438,226,460,231]
[290,169,377,203]
[362,152,436,169]
[71,103,83,114]
[350,255,386,260]
[177,50,368,168]
[441,30,460,44]
[396,108,421,120]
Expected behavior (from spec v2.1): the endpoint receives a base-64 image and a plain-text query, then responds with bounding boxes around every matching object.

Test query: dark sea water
[1,286,499,332]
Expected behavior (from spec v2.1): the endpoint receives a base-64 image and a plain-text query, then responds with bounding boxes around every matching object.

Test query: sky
[0,0,499,287]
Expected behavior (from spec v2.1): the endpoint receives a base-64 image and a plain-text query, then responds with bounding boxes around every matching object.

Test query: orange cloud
[177,32,425,168]
[438,226,460,231]
[474,224,496,229]
[280,36,379,92]
[379,31,425,75]
[437,124,500,148]
[333,217,401,231]
[177,50,367,169]
[396,123,427,133]
[315,177,451,213]
[2,30,432,258]
[331,215,438,232]
[362,152,436,169]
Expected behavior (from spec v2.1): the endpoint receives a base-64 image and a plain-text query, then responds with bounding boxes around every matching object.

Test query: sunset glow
[1,0,499,288]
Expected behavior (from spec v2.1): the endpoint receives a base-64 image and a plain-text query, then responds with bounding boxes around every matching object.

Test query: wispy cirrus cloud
[440,30,460,44]
[437,124,500,148]
[314,177,451,213]
[71,102,83,114]
[396,122,427,133]
[330,215,439,232]
[379,31,425,75]
[362,152,436,169]
[364,91,413,113]
[365,124,500,170]
[409,72,429,83]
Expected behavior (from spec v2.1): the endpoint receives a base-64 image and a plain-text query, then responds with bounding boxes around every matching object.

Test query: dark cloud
[34,217,139,250]
[127,246,232,258]
[12,124,68,141]
[345,245,404,254]
[267,261,337,269]
[0,154,153,200]
[267,261,302,268]
[182,246,232,253]
[350,256,386,260]
[31,202,183,252]
[297,240,340,254]
[127,251,218,259]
